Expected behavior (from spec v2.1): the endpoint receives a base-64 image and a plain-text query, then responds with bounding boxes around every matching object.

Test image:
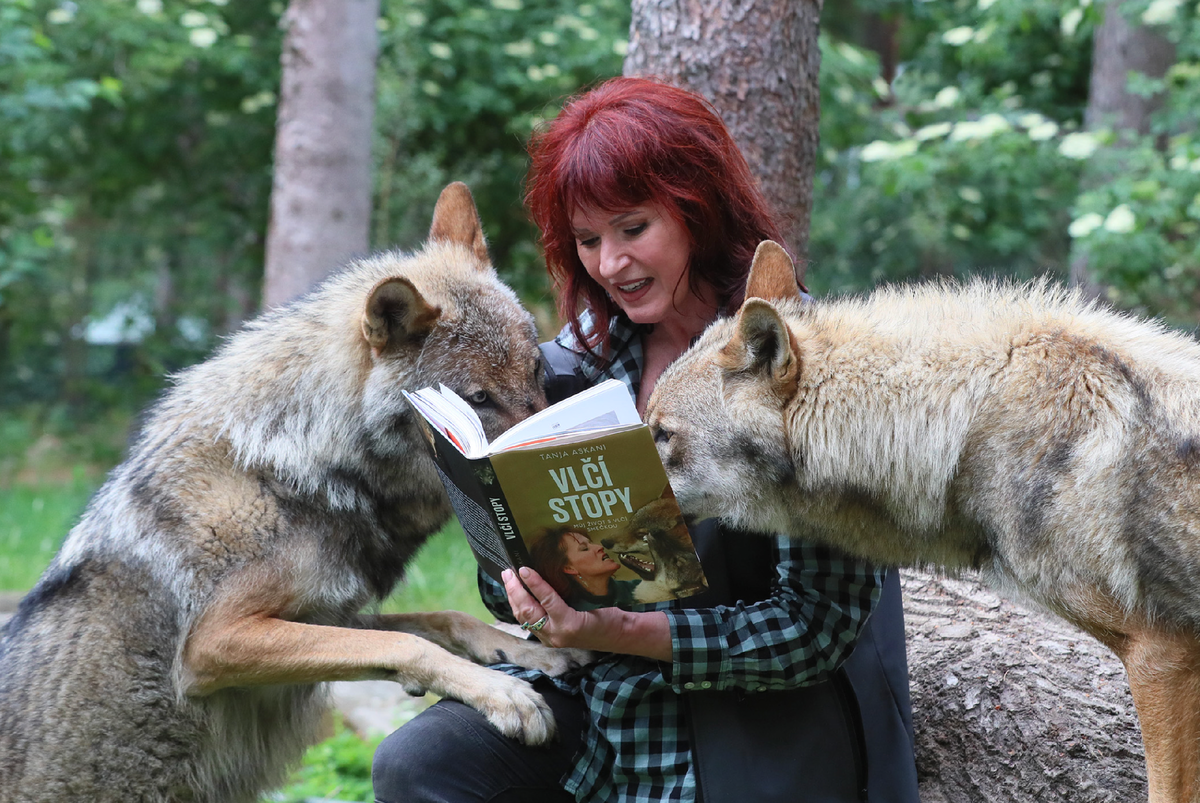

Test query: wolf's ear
[744,241,801,302]
[718,299,799,387]
[362,277,441,356]
[428,181,490,267]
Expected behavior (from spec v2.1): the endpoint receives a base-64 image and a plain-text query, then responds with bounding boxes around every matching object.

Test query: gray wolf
[647,240,1200,803]
[602,490,707,603]
[0,183,588,803]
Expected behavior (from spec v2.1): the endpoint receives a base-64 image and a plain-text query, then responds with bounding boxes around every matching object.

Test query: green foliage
[0,0,281,415]
[810,0,1200,331]
[372,0,628,297]
[267,716,383,803]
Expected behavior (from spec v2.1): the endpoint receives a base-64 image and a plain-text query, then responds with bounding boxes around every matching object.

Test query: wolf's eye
[653,426,673,445]
[467,390,489,405]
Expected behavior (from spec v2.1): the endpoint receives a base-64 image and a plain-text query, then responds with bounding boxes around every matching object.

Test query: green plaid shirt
[480,312,884,803]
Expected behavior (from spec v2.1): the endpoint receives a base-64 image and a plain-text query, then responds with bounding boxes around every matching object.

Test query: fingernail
[519,567,532,579]
[501,569,512,582]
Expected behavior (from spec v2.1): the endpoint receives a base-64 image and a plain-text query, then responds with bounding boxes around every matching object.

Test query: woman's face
[562,531,620,581]
[570,203,701,326]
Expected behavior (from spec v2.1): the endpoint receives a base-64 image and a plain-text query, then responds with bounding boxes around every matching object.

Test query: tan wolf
[0,183,589,803]
[647,240,1200,803]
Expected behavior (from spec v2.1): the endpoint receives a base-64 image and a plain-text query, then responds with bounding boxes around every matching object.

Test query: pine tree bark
[263,0,380,309]
[1069,0,1175,297]
[623,0,823,269]
[902,571,1148,802]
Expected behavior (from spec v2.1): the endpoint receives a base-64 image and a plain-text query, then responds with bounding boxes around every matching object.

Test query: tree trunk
[902,571,1148,802]
[262,0,380,309]
[1069,0,1175,297]
[623,0,823,270]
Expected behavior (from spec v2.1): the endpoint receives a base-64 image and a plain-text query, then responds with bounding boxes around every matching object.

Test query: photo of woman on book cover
[527,526,641,610]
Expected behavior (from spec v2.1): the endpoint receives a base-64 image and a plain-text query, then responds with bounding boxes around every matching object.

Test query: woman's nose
[598,240,629,278]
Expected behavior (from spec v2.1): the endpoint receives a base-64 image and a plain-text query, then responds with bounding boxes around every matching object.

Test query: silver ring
[521,615,548,632]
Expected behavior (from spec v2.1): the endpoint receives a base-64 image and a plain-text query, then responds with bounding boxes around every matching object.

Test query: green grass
[265,716,383,803]
[0,478,97,590]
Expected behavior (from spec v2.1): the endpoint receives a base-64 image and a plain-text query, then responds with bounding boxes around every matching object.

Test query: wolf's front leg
[363,611,595,676]
[183,613,558,744]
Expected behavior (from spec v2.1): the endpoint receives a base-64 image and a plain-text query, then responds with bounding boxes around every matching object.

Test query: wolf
[647,240,1200,803]
[0,183,590,803]
[601,491,707,603]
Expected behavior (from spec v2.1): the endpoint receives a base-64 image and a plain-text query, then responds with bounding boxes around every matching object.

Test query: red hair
[525,77,793,355]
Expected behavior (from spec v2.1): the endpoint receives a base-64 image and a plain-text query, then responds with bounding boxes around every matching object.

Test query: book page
[488,378,640,454]
[402,388,488,457]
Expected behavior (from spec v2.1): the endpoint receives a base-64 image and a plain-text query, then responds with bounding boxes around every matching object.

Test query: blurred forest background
[3,0,1200,482]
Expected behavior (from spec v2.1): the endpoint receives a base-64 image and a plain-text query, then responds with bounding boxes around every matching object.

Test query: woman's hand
[502,567,673,662]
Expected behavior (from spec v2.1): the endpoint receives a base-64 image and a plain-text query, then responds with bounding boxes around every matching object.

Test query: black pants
[372,681,585,803]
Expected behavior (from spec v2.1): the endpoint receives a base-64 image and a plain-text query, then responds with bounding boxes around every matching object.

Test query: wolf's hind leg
[1119,628,1200,803]
[363,611,595,676]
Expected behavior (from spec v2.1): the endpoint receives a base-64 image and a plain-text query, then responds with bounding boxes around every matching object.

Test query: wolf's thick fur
[0,183,589,803]
[647,241,1200,803]
[602,493,707,603]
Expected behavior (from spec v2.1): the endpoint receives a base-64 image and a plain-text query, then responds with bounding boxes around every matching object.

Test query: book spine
[478,471,533,570]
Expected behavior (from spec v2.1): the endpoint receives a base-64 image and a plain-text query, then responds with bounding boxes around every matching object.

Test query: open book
[404,379,708,610]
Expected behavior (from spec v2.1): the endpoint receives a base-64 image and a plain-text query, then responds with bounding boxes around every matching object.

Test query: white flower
[189,27,218,47]
[503,40,535,57]
[429,42,452,59]
[181,10,209,27]
[1059,131,1099,159]
[1068,212,1104,238]
[952,224,972,240]
[1104,205,1136,233]
[1029,122,1060,141]
[1142,0,1181,24]
[137,0,162,14]
[1061,8,1084,37]
[978,0,999,9]
[491,0,523,9]
[915,122,953,141]
[860,140,918,162]
[949,114,1010,141]
[578,25,599,40]
[958,187,984,204]
[47,4,76,23]
[942,27,975,46]
[933,87,960,109]
[538,30,560,46]
[1171,154,1190,170]
[612,39,629,56]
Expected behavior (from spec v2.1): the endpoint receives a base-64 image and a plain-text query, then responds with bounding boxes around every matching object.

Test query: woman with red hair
[373,77,918,803]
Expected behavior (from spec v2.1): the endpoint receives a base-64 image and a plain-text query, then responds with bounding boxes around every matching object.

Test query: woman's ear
[562,566,580,577]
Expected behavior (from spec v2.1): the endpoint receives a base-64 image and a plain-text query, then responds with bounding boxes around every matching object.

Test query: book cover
[405,385,708,611]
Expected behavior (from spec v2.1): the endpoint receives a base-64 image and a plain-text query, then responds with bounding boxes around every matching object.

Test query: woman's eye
[468,390,489,405]
[578,236,599,248]
[624,223,647,237]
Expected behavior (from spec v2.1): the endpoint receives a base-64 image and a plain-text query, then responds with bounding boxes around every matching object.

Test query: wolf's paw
[494,637,595,677]
[467,672,557,745]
